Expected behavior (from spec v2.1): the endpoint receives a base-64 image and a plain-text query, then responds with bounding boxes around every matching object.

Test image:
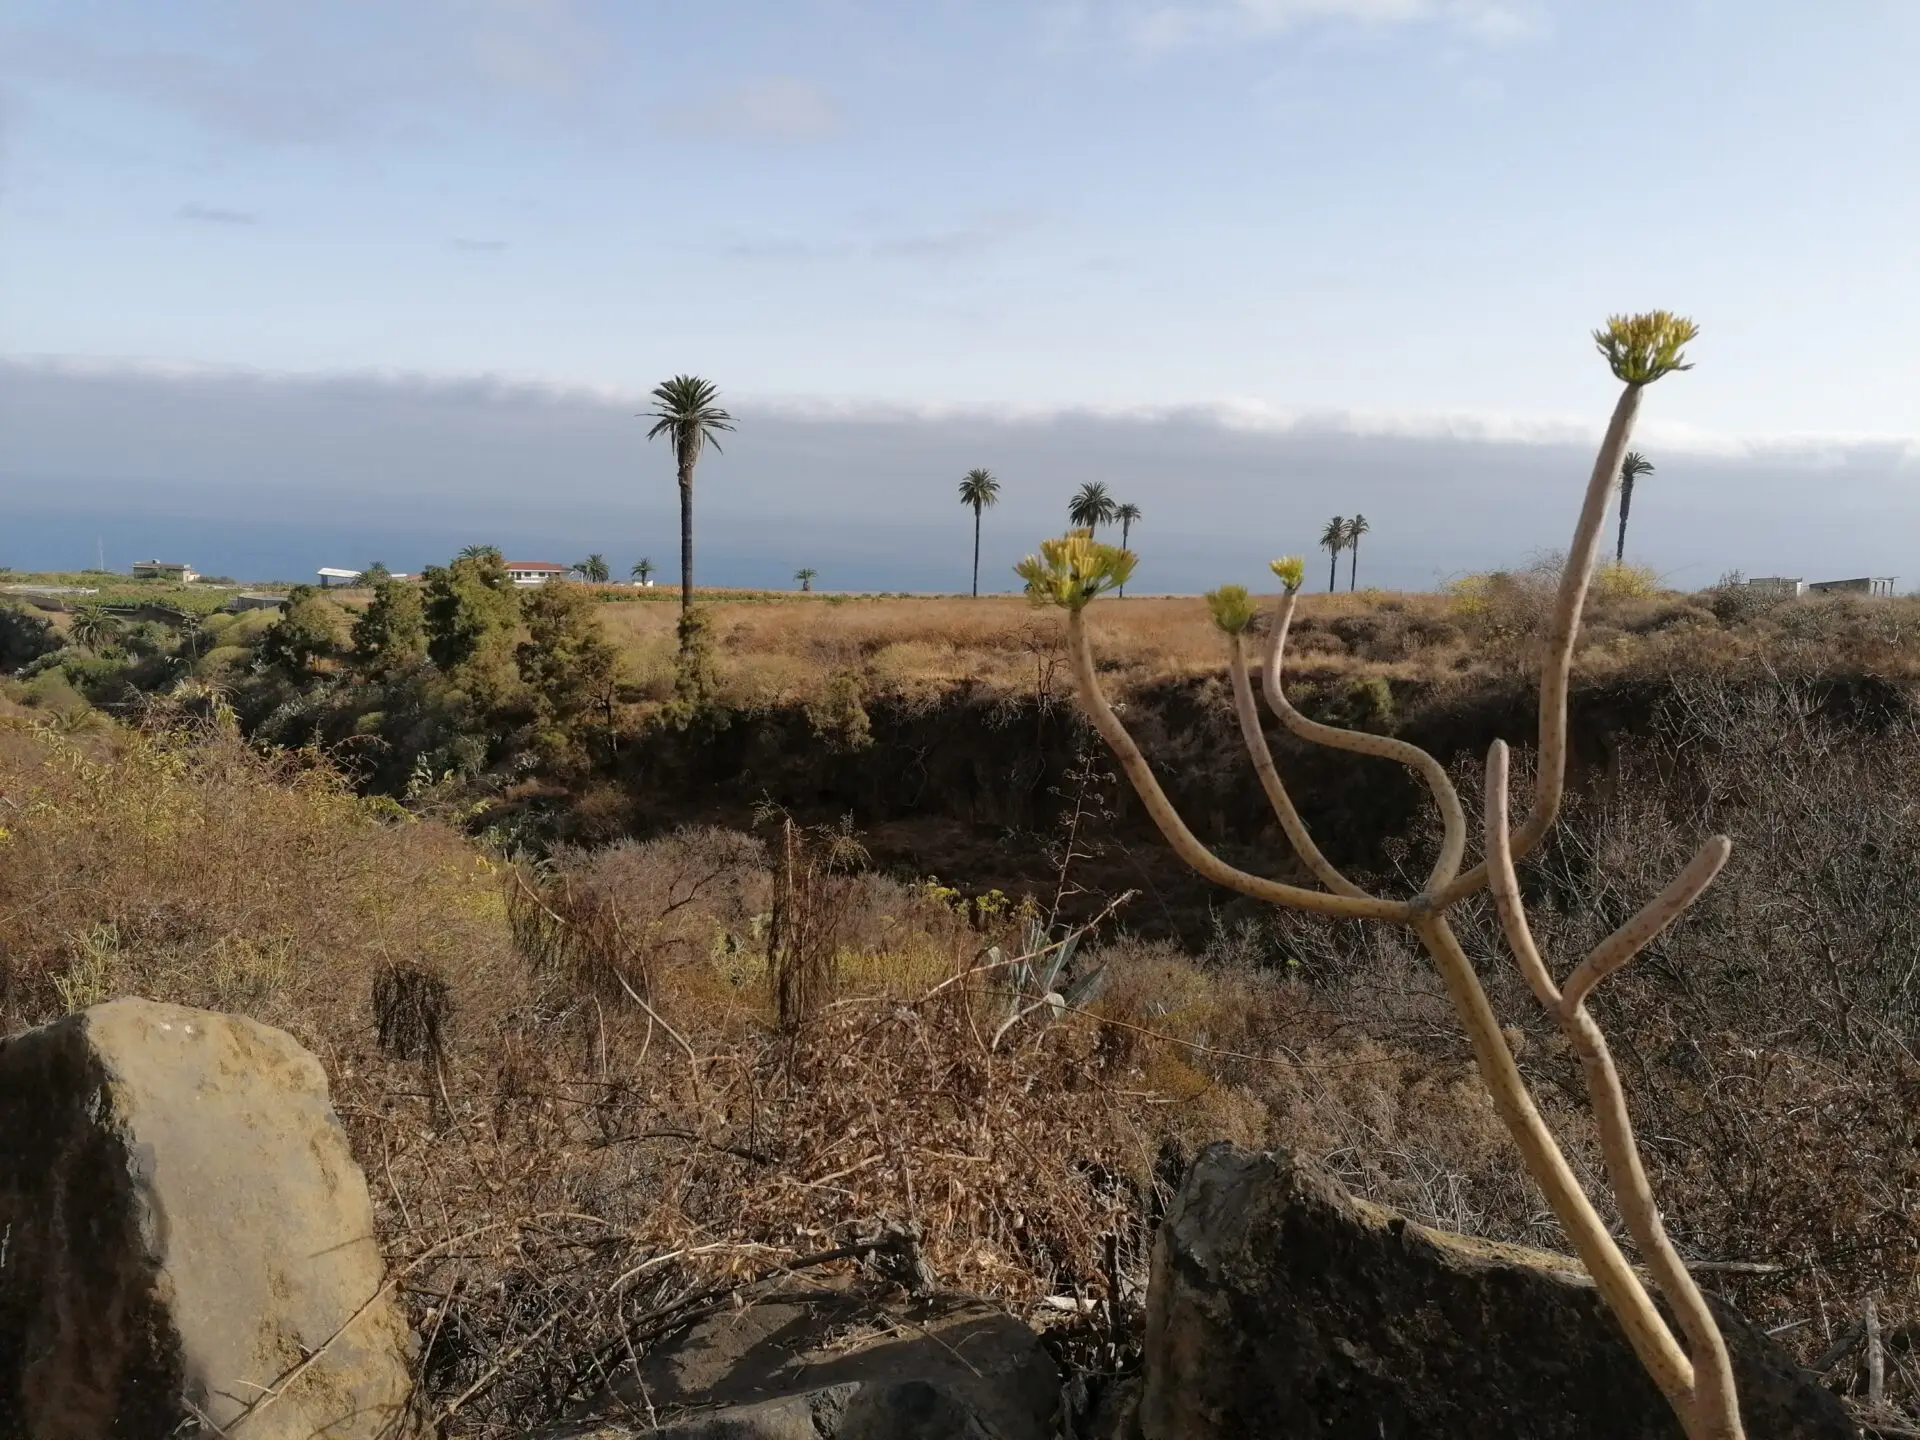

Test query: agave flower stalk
[1030,313,1744,1440]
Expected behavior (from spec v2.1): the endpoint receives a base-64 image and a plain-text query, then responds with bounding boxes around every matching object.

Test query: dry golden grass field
[590,578,1920,709]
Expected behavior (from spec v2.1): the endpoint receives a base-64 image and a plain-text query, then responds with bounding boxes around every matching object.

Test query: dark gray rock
[543,1292,1056,1438]
[1139,1143,1854,1440]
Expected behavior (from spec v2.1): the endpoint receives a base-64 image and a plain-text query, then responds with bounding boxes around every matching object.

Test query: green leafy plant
[987,916,1109,1047]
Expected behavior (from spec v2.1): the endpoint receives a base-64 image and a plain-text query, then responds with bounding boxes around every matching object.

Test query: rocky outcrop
[1139,1143,1853,1440]
[544,1293,1057,1439]
[0,998,415,1439]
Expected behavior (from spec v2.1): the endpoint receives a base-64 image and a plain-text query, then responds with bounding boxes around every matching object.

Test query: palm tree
[458,544,503,564]
[70,605,117,652]
[957,468,1000,598]
[361,560,392,585]
[1319,516,1348,593]
[644,375,735,627]
[1114,502,1142,596]
[575,554,610,583]
[794,568,817,592]
[1616,452,1654,563]
[631,557,656,586]
[1345,514,1369,591]
[1068,481,1117,535]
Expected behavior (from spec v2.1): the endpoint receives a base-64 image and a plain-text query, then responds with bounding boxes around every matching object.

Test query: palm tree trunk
[678,456,695,628]
[1349,538,1360,591]
[1615,479,1633,564]
[1120,518,1131,597]
[972,507,982,597]
[1328,549,1338,592]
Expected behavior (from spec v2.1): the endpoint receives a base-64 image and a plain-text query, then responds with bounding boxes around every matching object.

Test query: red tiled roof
[503,561,568,571]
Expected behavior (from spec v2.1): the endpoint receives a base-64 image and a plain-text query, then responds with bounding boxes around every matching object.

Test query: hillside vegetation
[5,645,1920,1427]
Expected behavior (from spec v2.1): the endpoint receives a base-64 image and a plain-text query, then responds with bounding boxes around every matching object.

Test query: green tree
[0,603,60,672]
[1616,452,1654,562]
[1318,516,1348,592]
[360,560,393,585]
[1068,481,1117,535]
[1346,513,1369,591]
[644,375,735,631]
[458,545,503,564]
[69,606,119,653]
[575,554,610,583]
[1115,502,1142,596]
[631,557,656,585]
[422,552,521,706]
[258,586,345,676]
[350,578,427,677]
[957,468,1000,597]
[794,568,817,592]
[517,579,620,765]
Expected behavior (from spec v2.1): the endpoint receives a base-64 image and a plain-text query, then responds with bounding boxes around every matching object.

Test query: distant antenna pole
[97,537,105,571]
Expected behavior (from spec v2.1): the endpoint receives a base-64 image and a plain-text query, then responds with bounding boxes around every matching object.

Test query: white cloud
[653,77,843,146]
[178,203,259,225]
[1111,0,1542,50]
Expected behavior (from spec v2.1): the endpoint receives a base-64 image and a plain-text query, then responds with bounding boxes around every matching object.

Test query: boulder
[0,998,415,1439]
[543,1292,1056,1439]
[1139,1143,1854,1440]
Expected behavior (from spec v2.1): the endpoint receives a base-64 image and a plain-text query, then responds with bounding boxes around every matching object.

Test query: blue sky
[3,2,1918,586]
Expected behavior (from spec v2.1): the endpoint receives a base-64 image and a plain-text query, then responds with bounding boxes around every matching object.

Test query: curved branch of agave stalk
[1433,380,1646,907]
[1485,740,1743,1440]
[1066,610,1410,923]
[1226,633,1375,901]
[1262,591,1469,893]
[1560,834,1730,1013]
[1412,909,1704,1411]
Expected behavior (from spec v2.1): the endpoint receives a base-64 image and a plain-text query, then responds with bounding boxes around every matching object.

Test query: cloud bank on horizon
[3,359,1914,592]
[1,1,1916,585]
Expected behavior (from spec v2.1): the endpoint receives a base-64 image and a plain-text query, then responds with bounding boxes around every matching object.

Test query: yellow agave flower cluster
[1594,310,1699,385]
[1205,584,1258,634]
[1202,557,1305,633]
[1016,530,1136,610]
[1268,555,1306,593]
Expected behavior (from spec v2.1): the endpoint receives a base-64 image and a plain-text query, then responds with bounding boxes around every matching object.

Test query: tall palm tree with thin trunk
[644,375,735,630]
[1345,514,1369,591]
[1114,502,1142,596]
[1319,516,1348,593]
[957,469,1000,597]
[1068,481,1117,536]
[1616,452,1654,563]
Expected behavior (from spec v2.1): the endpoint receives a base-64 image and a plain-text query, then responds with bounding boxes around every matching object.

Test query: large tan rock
[1139,1143,1852,1440]
[0,998,415,1439]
